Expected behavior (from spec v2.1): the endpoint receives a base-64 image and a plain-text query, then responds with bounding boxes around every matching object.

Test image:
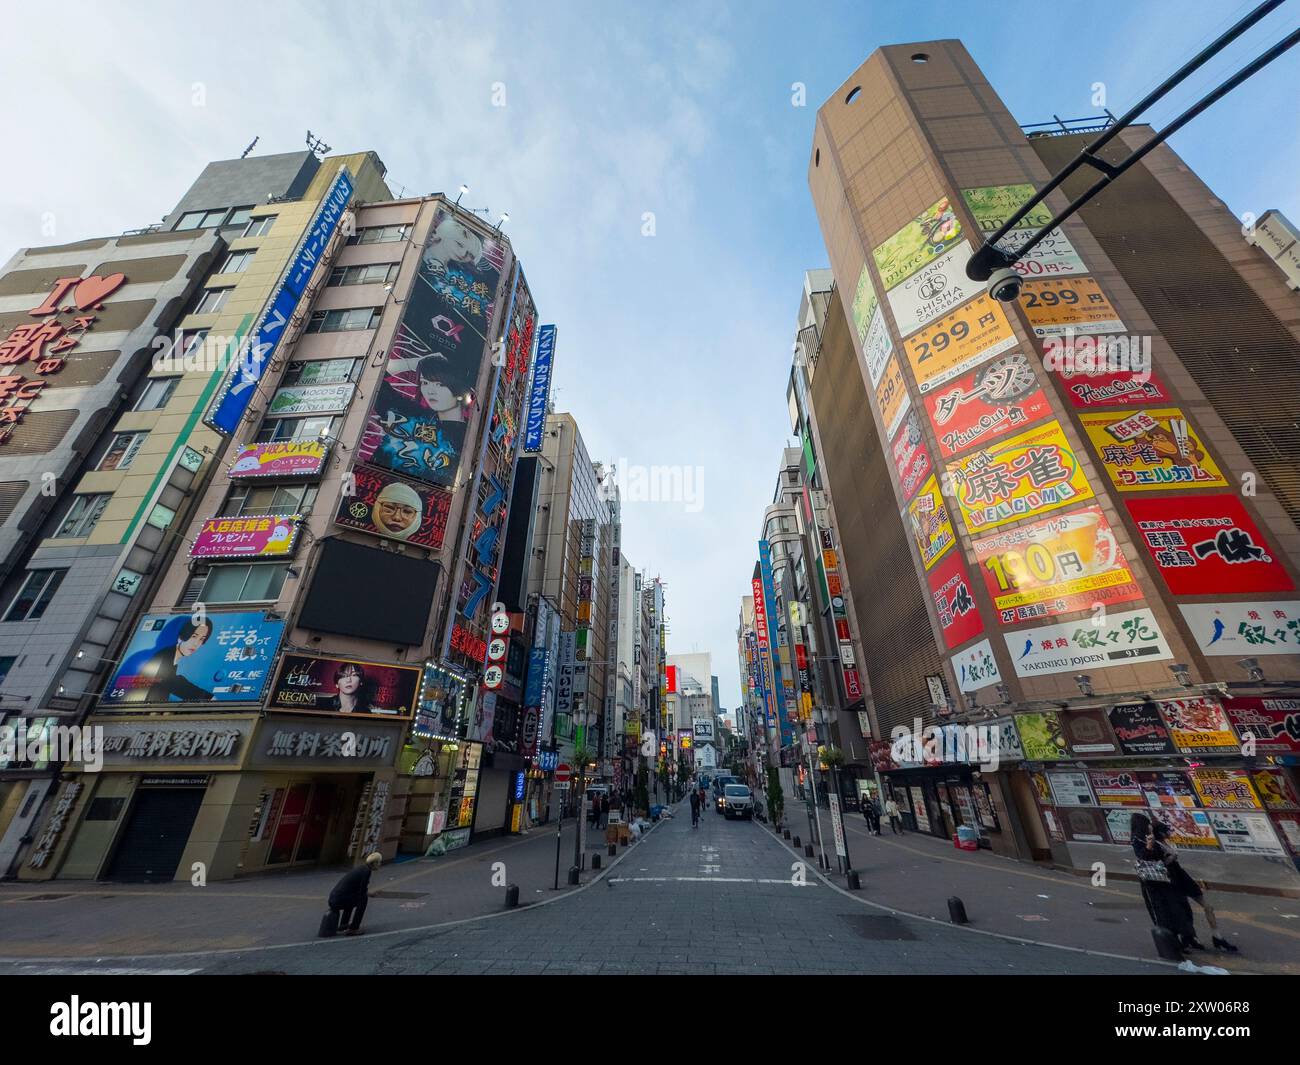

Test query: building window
[221,482,318,517]
[134,376,180,412]
[192,287,231,315]
[304,307,382,333]
[174,208,232,231]
[2,569,66,621]
[0,655,13,684]
[243,215,277,238]
[282,358,361,386]
[255,415,335,444]
[192,562,289,605]
[328,263,400,287]
[95,432,149,472]
[217,249,256,274]
[226,205,254,227]
[54,494,111,538]
[346,225,409,246]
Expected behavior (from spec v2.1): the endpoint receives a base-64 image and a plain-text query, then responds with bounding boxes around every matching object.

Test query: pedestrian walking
[321,851,381,937]
[884,796,902,834]
[1147,816,1239,953]
[871,797,883,835]
[1131,812,1201,951]
[689,789,700,828]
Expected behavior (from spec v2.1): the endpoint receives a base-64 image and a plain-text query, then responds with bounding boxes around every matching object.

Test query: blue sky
[2,0,1296,713]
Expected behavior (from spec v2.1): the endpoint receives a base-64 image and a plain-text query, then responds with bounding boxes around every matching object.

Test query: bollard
[805,844,814,858]
[1151,927,1185,962]
[947,896,969,925]
[567,865,580,885]
[608,843,617,856]
[792,835,801,848]
[505,884,519,909]
[783,829,791,840]
[847,870,861,890]
[592,853,602,870]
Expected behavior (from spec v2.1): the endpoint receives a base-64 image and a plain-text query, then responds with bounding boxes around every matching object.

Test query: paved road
[3,798,1176,974]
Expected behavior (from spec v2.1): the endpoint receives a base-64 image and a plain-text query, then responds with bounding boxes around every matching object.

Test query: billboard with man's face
[101,612,285,705]
[267,653,421,719]
[334,465,451,550]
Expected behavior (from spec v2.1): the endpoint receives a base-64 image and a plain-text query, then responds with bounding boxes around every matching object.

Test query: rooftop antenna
[240,136,259,159]
[305,130,332,157]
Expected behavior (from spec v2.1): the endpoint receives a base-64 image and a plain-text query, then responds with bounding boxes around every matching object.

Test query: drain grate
[20,894,71,902]
[839,914,917,941]
[369,890,428,899]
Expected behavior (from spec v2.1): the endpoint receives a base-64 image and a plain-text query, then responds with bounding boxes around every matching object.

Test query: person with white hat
[322,851,382,937]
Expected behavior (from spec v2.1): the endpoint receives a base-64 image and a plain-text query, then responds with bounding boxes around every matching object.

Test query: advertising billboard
[926,550,985,650]
[692,717,716,743]
[206,167,354,434]
[334,465,451,550]
[267,653,421,719]
[1088,770,1146,807]
[229,440,327,479]
[358,208,509,489]
[1080,407,1227,491]
[874,353,911,440]
[945,419,1094,534]
[102,612,285,705]
[1056,356,1171,409]
[523,324,556,453]
[1178,600,1300,657]
[972,505,1142,624]
[1014,711,1068,761]
[1223,697,1300,755]
[267,381,355,417]
[1161,697,1239,754]
[1191,768,1261,810]
[905,475,956,570]
[960,183,1055,232]
[1003,608,1173,678]
[1107,701,1177,756]
[851,263,878,349]
[885,242,983,338]
[190,515,300,560]
[1015,276,1124,338]
[890,409,933,503]
[872,195,964,290]
[1126,495,1293,595]
[903,294,1017,395]
[951,638,1001,693]
[923,350,1051,458]
[1206,810,1285,856]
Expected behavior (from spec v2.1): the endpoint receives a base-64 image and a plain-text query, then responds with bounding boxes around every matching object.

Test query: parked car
[721,784,754,820]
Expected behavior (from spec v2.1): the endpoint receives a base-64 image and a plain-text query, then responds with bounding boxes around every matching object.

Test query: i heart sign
[73,273,127,311]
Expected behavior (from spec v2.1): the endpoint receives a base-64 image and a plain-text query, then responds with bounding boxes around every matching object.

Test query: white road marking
[609,877,816,886]
[15,965,201,975]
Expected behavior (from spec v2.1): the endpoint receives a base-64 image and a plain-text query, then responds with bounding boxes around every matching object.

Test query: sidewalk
[0,816,647,959]
[777,798,1300,975]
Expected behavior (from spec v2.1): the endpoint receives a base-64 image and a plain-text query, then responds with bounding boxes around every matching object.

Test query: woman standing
[1130,812,1200,951]
[1152,818,1239,953]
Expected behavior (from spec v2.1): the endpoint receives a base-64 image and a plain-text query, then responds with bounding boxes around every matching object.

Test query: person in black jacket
[136,618,216,703]
[326,852,382,936]
[1131,813,1199,950]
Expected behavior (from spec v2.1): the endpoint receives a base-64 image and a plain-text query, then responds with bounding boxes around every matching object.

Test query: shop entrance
[105,786,206,883]
[261,777,357,869]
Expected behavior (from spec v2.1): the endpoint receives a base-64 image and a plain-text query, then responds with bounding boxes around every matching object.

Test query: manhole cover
[370,891,428,899]
[21,894,71,902]
[839,914,916,941]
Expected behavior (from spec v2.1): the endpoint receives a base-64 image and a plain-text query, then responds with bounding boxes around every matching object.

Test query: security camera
[987,267,1023,303]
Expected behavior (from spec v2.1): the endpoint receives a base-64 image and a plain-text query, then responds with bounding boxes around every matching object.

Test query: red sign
[1043,336,1172,408]
[889,410,933,503]
[0,273,126,441]
[843,667,863,700]
[1222,697,1300,755]
[926,550,985,649]
[450,624,487,663]
[1126,495,1294,595]
[751,578,769,651]
[555,763,571,784]
[923,352,1052,458]
[190,514,300,560]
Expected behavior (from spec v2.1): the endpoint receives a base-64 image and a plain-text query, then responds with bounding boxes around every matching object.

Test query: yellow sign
[945,419,1095,534]
[874,354,910,439]
[903,294,1017,393]
[904,475,956,570]
[1079,407,1228,492]
[872,195,964,291]
[1017,276,1124,337]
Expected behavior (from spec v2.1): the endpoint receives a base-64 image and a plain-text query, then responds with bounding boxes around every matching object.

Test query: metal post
[805,746,828,872]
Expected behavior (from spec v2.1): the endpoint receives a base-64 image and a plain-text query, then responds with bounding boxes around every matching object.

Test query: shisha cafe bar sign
[0,273,127,442]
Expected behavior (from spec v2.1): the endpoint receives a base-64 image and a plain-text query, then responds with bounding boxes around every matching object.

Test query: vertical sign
[524,324,556,453]
[205,167,354,434]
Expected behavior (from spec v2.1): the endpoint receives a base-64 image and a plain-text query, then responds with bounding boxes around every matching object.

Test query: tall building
[804,41,1300,888]
[0,150,391,874]
[10,167,544,881]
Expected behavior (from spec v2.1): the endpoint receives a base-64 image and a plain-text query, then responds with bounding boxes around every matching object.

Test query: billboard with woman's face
[334,465,451,550]
[357,209,508,489]
[102,612,286,705]
[266,653,421,719]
